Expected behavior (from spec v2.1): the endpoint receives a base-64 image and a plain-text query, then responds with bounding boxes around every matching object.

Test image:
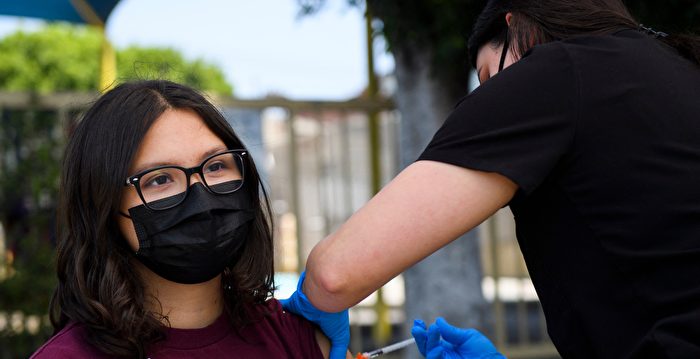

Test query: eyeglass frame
[124,149,248,211]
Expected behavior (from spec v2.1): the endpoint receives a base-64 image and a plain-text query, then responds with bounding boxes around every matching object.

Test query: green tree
[0,24,233,95]
[0,25,101,92]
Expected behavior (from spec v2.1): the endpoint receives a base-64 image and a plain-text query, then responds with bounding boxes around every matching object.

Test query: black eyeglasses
[124,149,247,211]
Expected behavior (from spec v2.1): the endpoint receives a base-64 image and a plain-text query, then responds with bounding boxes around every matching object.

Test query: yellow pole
[365,4,391,346]
[69,0,116,91]
[99,26,117,92]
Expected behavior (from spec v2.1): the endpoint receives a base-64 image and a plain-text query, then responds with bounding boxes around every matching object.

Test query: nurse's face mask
[120,149,255,284]
[498,28,510,73]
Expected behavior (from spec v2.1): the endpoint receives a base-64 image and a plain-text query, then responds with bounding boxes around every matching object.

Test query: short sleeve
[264,299,325,359]
[30,323,109,359]
[418,42,578,194]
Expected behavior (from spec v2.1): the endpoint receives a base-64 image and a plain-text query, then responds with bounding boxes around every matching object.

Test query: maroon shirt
[31,299,324,359]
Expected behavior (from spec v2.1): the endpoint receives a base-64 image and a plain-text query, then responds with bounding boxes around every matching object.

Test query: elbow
[311,265,348,296]
[305,255,354,312]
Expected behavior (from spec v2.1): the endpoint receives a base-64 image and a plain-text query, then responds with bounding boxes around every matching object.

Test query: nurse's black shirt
[419,29,700,358]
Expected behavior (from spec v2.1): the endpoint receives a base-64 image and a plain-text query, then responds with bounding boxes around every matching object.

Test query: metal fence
[0,91,559,358]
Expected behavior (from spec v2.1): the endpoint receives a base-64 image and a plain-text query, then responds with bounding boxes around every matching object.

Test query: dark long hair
[49,80,275,357]
[467,0,700,67]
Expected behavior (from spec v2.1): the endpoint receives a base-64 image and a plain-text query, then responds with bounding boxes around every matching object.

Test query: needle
[361,338,416,358]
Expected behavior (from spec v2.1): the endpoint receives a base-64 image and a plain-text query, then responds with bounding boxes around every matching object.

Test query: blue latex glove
[412,317,506,359]
[280,271,350,359]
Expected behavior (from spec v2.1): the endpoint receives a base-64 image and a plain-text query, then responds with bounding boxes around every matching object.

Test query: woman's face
[475,13,517,84]
[118,108,228,251]
[475,40,517,85]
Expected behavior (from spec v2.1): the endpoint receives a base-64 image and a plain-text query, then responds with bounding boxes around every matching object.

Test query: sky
[0,0,395,100]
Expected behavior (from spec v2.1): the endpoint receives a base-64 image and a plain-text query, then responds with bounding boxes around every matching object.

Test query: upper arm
[305,160,517,311]
[314,329,354,359]
[314,329,331,358]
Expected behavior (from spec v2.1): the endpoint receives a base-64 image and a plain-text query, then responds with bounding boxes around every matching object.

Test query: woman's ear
[505,12,513,26]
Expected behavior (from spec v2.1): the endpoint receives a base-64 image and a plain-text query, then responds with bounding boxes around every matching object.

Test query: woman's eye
[144,174,172,187]
[205,162,225,173]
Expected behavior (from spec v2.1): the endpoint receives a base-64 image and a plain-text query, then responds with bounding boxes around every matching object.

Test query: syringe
[358,338,416,358]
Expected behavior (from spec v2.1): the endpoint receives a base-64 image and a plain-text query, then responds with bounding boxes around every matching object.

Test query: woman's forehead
[129,108,226,172]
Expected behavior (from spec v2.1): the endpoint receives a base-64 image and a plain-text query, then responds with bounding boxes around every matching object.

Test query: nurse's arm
[304,160,518,312]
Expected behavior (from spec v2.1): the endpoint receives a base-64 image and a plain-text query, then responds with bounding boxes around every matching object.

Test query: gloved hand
[280,271,350,359]
[411,317,506,359]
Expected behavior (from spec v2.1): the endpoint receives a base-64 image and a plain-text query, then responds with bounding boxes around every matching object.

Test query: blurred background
[0,1,697,358]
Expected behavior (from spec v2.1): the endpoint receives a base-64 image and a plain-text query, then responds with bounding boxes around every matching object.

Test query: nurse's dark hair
[468,0,700,67]
[49,80,275,357]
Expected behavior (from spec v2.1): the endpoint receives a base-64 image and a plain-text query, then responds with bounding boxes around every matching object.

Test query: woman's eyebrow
[130,160,175,176]
[200,146,229,161]
[130,146,229,175]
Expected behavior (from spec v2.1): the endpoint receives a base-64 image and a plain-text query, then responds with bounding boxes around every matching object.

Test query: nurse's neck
[137,262,224,329]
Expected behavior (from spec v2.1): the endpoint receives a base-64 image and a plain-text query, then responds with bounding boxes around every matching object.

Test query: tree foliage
[0,24,233,95]
[0,25,101,92]
[0,108,65,357]
[366,0,484,101]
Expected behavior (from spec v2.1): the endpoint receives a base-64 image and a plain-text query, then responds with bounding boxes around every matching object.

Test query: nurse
[283,0,700,358]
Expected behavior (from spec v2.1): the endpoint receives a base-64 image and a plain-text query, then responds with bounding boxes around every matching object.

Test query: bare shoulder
[314,329,354,359]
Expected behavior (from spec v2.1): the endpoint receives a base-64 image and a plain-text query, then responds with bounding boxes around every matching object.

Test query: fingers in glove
[329,344,349,359]
[435,317,474,346]
[411,319,429,356]
[426,322,441,352]
[426,345,445,359]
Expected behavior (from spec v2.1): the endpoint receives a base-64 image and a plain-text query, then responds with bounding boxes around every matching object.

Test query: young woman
[283,0,700,358]
[32,80,346,358]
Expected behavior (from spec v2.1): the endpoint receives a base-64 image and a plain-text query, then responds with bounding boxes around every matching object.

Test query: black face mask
[498,28,510,73]
[124,182,255,284]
